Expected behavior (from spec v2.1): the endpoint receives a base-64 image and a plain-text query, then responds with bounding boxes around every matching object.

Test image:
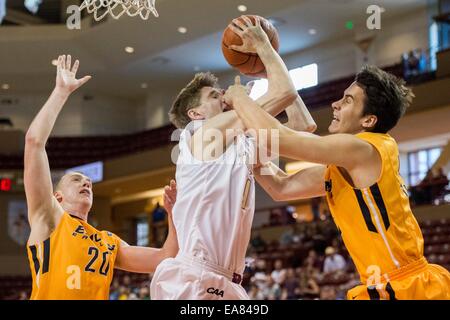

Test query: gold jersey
[325,132,424,283]
[26,212,121,300]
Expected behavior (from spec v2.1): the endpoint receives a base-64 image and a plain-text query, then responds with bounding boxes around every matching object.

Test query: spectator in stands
[118,286,129,300]
[262,276,282,300]
[251,259,269,291]
[271,259,287,285]
[323,247,347,275]
[18,291,28,300]
[138,286,150,300]
[319,285,337,300]
[283,206,297,225]
[279,224,296,246]
[429,167,449,204]
[123,274,131,288]
[304,249,322,270]
[248,284,264,300]
[269,207,283,226]
[109,279,120,300]
[310,197,321,221]
[283,268,300,300]
[250,231,267,253]
[406,50,420,76]
[298,266,320,299]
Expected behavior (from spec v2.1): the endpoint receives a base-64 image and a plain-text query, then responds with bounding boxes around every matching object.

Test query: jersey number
[85,247,111,276]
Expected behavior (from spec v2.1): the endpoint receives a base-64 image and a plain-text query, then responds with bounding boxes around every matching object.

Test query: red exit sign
[0,178,12,191]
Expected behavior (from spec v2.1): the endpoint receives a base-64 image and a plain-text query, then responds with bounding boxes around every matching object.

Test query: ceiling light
[178,27,187,34]
[267,17,286,27]
[51,59,58,66]
[125,46,134,53]
[237,5,247,12]
[1,84,10,90]
[141,83,148,89]
[309,29,317,35]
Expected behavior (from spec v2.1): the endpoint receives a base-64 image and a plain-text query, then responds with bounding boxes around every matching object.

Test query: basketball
[221,15,280,78]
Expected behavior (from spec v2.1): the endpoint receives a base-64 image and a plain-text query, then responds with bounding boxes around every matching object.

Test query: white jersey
[172,120,255,276]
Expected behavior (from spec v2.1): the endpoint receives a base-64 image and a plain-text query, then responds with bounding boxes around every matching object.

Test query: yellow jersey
[325,132,424,284]
[26,212,122,300]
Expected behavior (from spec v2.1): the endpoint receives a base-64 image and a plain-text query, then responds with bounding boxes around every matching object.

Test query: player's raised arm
[229,16,316,132]
[24,55,91,227]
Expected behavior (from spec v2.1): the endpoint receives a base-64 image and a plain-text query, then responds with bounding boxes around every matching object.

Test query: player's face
[328,82,367,134]
[58,173,93,208]
[197,86,228,118]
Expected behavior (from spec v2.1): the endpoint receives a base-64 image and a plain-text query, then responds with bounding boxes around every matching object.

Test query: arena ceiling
[0,0,429,98]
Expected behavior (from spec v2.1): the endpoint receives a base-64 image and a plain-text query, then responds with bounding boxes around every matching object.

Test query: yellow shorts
[348,257,450,300]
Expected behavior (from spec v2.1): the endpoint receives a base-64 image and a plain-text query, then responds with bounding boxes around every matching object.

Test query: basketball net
[79,0,159,21]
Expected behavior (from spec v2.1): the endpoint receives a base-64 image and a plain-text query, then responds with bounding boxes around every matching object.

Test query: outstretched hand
[229,16,270,54]
[55,55,91,94]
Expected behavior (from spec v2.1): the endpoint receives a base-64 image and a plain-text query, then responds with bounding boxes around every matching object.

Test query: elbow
[306,123,317,133]
[271,194,285,202]
[25,132,45,149]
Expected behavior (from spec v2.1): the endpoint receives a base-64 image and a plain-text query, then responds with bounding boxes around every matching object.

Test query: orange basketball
[221,15,280,78]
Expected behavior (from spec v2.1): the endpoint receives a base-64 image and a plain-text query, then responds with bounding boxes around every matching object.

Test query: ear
[361,114,377,130]
[187,108,204,121]
[54,191,63,203]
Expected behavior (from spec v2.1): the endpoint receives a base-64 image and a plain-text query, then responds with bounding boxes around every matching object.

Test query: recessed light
[309,29,317,35]
[141,83,148,89]
[1,84,10,90]
[237,5,247,12]
[178,27,187,34]
[267,17,286,27]
[125,46,135,53]
[51,59,58,66]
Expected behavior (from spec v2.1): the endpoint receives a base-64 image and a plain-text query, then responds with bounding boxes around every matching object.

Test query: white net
[79,0,159,21]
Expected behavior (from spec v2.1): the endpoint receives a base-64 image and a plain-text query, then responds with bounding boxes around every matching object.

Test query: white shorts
[150,254,249,300]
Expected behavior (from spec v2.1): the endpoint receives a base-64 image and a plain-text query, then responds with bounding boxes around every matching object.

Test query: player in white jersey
[150,16,316,300]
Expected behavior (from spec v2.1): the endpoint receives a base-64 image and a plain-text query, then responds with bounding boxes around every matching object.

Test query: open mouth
[332,115,339,122]
[80,189,91,196]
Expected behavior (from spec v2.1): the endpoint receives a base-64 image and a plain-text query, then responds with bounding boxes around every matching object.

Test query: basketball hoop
[79,0,159,21]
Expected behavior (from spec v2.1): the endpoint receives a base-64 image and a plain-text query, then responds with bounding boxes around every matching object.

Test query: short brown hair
[169,72,219,129]
[355,65,415,133]
[54,171,84,192]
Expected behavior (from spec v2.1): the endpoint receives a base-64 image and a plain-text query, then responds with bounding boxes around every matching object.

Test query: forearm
[26,88,69,145]
[161,213,179,260]
[284,96,317,132]
[257,42,295,95]
[255,43,297,116]
[254,162,288,201]
[256,44,316,132]
[233,94,286,147]
[115,246,166,273]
